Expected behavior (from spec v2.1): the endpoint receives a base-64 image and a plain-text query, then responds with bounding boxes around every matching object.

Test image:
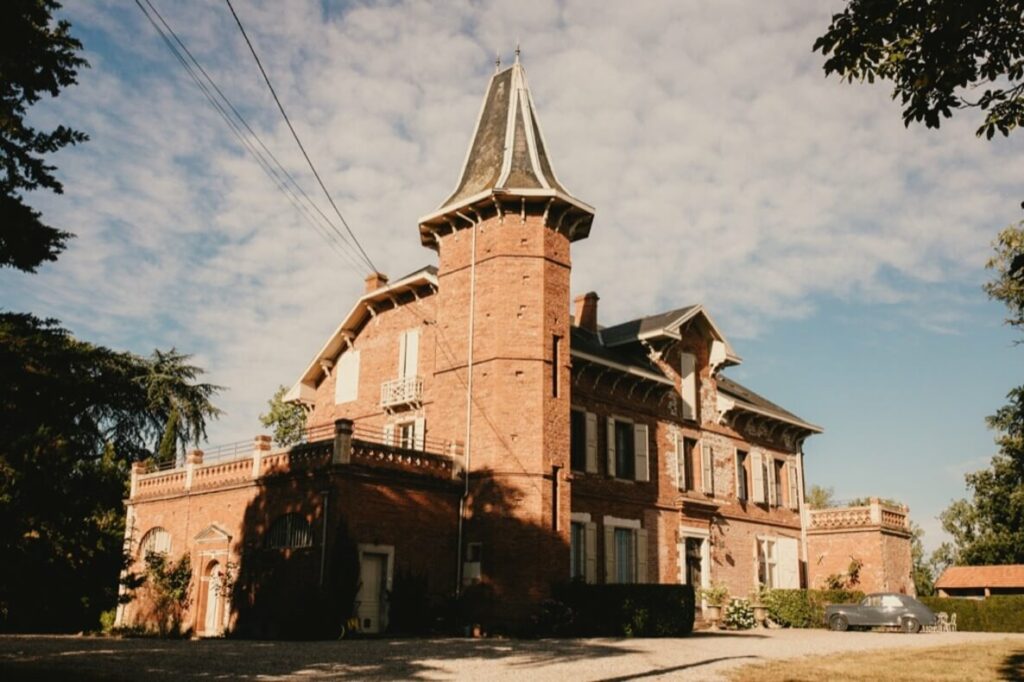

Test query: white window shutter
[334,350,360,404]
[751,452,765,503]
[584,522,597,584]
[404,329,419,378]
[585,412,598,473]
[680,352,697,421]
[383,423,394,447]
[633,424,649,482]
[636,529,649,584]
[413,416,425,450]
[677,437,688,491]
[777,537,799,588]
[606,418,617,477]
[767,457,777,506]
[604,525,615,583]
[788,463,799,510]
[701,444,714,494]
[398,331,407,377]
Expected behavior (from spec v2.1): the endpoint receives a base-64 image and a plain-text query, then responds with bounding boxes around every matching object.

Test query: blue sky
[4,0,1022,552]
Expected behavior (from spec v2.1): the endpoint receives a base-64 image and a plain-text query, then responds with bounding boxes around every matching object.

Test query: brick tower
[418,55,595,625]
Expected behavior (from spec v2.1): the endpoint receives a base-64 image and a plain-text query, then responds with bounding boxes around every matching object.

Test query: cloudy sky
[5,0,1022,551]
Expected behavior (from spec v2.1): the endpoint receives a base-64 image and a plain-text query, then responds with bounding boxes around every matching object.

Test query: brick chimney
[573,292,599,331]
[364,272,389,293]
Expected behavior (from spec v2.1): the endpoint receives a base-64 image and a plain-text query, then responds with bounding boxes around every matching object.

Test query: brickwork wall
[806,529,884,592]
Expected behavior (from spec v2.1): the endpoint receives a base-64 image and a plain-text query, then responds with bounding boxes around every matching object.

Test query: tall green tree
[814,1,1024,138]
[259,385,306,447]
[0,0,88,271]
[142,349,222,465]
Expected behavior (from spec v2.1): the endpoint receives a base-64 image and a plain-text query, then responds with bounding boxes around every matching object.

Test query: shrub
[723,598,756,629]
[763,588,864,628]
[98,608,116,634]
[699,581,730,607]
[920,596,1024,633]
[550,583,695,637]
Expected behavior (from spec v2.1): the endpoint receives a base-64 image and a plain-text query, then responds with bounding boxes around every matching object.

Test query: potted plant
[749,586,770,626]
[699,582,730,625]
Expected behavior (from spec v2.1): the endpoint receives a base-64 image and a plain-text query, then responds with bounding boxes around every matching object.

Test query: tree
[909,521,935,596]
[806,485,836,509]
[0,0,88,271]
[259,384,306,446]
[814,1,1024,138]
[142,349,223,465]
[0,314,222,631]
[937,224,1024,565]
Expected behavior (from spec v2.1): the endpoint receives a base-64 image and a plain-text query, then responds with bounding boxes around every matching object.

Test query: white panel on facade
[636,528,649,584]
[606,417,616,477]
[680,352,697,421]
[787,463,799,510]
[777,536,800,588]
[401,329,420,378]
[584,522,597,584]
[413,416,425,450]
[334,349,360,404]
[701,443,714,494]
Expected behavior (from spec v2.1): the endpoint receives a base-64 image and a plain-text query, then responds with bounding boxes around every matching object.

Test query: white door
[203,562,220,635]
[357,553,388,633]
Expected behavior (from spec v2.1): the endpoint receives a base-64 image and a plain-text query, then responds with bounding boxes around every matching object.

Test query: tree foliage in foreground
[815,1,1024,138]
[0,314,221,631]
[939,224,1024,566]
[259,384,306,447]
[0,0,88,271]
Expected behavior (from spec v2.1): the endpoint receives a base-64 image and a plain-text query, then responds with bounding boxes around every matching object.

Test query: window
[139,527,171,558]
[614,528,635,583]
[680,352,697,420]
[679,437,696,491]
[384,417,425,450]
[570,522,586,580]
[606,418,649,481]
[267,513,312,549]
[614,421,635,479]
[570,410,587,472]
[774,459,785,507]
[736,450,749,502]
[758,538,778,589]
[335,349,360,404]
[603,518,648,584]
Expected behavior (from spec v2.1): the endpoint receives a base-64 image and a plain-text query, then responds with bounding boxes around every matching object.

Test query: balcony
[380,375,423,410]
[808,498,909,534]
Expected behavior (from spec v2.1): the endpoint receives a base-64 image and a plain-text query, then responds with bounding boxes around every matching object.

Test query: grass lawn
[727,639,1024,682]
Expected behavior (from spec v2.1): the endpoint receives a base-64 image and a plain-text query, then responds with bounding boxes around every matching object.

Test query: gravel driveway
[2,630,1022,681]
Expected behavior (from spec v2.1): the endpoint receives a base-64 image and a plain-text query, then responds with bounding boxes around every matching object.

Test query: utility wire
[134,0,369,274]
[142,0,370,271]
[224,0,379,274]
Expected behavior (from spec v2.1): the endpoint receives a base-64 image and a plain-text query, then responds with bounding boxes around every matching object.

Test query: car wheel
[829,614,849,632]
[901,617,920,634]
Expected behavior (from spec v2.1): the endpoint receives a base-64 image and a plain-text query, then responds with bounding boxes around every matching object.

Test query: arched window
[266,514,312,549]
[139,527,171,557]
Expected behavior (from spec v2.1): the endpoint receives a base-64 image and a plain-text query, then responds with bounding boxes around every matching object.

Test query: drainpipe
[455,216,478,596]
[320,489,330,587]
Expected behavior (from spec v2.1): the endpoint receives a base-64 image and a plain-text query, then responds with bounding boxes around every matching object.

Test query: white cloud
[3,0,1021,445]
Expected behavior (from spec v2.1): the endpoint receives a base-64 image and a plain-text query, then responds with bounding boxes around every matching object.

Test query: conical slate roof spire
[419,59,594,248]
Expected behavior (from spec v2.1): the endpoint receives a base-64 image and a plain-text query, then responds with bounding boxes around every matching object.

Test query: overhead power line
[134,0,371,274]
[223,0,379,274]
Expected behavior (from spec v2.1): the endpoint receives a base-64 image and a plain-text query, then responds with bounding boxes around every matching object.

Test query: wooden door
[357,553,388,633]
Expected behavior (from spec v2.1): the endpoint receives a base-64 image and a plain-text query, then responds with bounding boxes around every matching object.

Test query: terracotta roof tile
[935,565,1024,589]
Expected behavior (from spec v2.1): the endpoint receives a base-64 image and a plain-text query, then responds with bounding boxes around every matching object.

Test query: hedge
[920,596,1024,633]
[763,589,864,628]
[544,583,696,637]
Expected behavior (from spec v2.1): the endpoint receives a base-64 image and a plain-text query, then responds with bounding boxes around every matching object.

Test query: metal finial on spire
[514,41,521,63]
[495,50,501,73]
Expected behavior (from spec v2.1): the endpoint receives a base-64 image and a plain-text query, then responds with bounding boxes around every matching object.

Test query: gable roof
[936,565,1024,589]
[285,266,438,403]
[600,304,741,366]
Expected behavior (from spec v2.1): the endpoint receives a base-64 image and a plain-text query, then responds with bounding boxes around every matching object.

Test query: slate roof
[936,565,1024,589]
[600,305,699,347]
[716,375,821,432]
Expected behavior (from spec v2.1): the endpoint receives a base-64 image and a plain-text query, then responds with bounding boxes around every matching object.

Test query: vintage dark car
[825,593,936,633]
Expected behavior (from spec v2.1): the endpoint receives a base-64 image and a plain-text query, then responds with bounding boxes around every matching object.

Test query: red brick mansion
[117,59,913,636]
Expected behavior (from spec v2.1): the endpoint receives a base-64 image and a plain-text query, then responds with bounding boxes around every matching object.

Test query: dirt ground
[1,629,1022,681]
